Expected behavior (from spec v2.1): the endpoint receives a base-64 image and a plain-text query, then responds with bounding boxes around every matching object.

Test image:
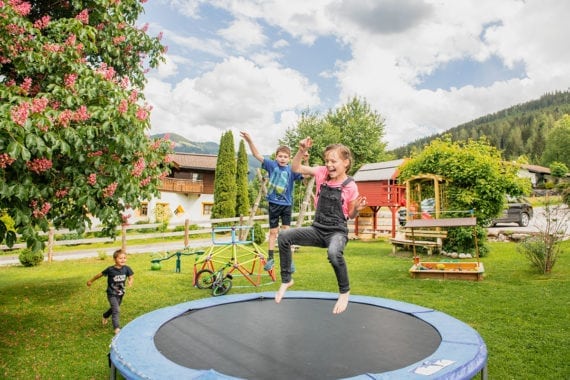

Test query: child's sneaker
[264,258,274,271]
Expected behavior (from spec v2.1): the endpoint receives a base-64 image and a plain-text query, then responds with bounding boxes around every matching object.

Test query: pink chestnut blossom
[0,153,16,168]
[9,0,31,16]
[31,97,49,113]
[20,77,32,94]
[10,102,30,126]
[136,107,148,121]
[118,99,129,114]
[32,202,51,219]
[87,173,97,186]
[131,157,146,177]
[73,105,89,121]
[64,73,77,88]
[75,9,89,24]
[33,15,50,29]
[26,158,53,174]
[103,182,118,198]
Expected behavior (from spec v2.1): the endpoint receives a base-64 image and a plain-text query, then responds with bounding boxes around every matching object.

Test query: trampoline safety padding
[109,291,487,379]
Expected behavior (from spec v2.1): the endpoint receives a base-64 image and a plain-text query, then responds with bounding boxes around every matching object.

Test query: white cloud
[142,0,570,153]
[166,30,227,58]
[146,56,320,154]
[218,18,267,52]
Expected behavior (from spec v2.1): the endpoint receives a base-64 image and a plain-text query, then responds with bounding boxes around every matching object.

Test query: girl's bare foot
[332,292,350,314]
[102,318,108,326]
[275,280,294,303]
[114,328,121,335]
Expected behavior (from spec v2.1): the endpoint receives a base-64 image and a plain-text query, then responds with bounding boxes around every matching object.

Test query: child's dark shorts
[269,203,293,228]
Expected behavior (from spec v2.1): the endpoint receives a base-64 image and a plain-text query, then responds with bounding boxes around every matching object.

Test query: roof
[519,163,551,174]
[169,153,217,170]
[353,159,405,181]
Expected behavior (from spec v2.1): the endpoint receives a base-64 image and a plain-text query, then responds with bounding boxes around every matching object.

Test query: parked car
[489,196,533,227]
[398,198,435,226]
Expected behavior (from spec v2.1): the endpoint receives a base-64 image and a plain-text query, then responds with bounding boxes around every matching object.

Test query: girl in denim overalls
[275,137,367,314]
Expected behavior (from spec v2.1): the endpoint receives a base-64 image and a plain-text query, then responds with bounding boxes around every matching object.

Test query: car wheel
[518,213,530,227]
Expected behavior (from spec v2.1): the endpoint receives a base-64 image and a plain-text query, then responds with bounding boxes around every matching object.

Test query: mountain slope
[153,133,220,155]
[389,90,570,162]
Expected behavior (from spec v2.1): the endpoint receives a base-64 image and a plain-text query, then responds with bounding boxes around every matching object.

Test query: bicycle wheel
[212,278,232,296]
[195,269,215,289]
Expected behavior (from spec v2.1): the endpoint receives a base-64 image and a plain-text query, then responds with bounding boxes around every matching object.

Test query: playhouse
[352,159,406,238]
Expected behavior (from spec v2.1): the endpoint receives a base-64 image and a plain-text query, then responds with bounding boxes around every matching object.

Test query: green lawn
[1,240,568,379]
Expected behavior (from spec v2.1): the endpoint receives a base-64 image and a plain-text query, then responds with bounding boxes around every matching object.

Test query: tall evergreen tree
[235,140,251,217]
[211,131,236,223]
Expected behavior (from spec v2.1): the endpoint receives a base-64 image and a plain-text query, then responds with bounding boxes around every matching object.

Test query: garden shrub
[517,237,558,274]
[19,249,44,267]
[252,223,265,245]
[444,226,488,257]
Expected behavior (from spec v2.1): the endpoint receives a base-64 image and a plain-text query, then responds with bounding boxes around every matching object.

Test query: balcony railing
[158,177,203,193]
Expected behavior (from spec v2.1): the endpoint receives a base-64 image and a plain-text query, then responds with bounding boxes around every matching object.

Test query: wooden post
[47,227,55,263]
[238,215,245,240]
[247,168,267,227]
[121,224,127,251]
[296,177,315,227]
[184,219,189,247]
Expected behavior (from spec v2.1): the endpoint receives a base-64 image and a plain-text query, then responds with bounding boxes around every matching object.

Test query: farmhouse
[135,153,217,224]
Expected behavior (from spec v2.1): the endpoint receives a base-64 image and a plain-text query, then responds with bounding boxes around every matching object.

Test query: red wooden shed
[353,159,407,238]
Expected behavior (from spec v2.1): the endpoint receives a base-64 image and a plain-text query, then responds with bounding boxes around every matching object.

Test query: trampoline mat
[154,297,441,379]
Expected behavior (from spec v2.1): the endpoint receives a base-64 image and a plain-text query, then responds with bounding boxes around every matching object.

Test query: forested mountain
[389,90,570,164]
[153,133,220,155]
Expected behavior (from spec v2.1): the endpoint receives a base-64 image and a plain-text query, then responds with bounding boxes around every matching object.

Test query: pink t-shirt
[313,166,359,218]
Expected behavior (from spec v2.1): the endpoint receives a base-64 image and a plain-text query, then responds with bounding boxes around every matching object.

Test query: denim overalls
[278,177,353,293]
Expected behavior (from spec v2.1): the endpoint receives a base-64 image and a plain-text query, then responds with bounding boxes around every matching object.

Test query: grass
[1,240,569,379]
[527,194,563,206]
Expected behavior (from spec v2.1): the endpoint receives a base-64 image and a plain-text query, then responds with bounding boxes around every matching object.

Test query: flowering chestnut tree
[0,0,172,251]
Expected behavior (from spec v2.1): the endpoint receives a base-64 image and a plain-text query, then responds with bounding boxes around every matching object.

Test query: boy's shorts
[268,203,293,228]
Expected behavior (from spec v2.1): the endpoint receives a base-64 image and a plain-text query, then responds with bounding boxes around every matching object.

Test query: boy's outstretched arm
[239,131,264,163]
[87,272,103,287]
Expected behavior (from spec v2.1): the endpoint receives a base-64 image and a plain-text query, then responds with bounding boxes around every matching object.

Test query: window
[202,202,213,215]
[140,202,148,216]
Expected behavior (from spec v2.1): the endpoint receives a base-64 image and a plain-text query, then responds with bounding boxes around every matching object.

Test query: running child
[87,249,134,334]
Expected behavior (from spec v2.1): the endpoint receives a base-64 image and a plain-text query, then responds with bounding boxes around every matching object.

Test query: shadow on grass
[1,275,85,305]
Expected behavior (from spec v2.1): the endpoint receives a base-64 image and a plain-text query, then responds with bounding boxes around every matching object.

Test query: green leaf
[6,141,22,159]
[5,231,17,248]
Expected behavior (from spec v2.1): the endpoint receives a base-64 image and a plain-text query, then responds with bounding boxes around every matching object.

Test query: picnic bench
[390,217,477,255]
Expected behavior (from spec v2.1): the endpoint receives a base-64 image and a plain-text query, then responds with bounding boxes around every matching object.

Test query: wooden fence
[2,212,317,262]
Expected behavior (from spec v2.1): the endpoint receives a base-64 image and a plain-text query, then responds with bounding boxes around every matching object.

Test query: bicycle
[195,260,234,296]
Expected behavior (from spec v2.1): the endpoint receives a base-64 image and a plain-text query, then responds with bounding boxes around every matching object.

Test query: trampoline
[110,292,487,379]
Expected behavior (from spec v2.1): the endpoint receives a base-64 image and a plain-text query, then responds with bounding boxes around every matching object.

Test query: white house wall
[148,192,213,225]
[517,169,536,187]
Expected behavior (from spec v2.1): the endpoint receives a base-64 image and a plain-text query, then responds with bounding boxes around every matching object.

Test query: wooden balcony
[158,178,203,194]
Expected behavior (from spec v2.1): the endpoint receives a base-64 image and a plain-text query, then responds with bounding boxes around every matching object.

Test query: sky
[137,0,570,155]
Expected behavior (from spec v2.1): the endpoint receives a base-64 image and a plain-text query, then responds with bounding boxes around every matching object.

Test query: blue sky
[138,0,570,153]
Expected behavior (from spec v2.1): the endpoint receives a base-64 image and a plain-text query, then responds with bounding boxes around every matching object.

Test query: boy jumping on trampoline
[275,137,367,314]
[240,131,303,271]
[87,249,134,335]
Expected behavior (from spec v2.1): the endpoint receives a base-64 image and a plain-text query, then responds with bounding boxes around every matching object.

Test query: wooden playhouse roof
[353,159,405,182]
